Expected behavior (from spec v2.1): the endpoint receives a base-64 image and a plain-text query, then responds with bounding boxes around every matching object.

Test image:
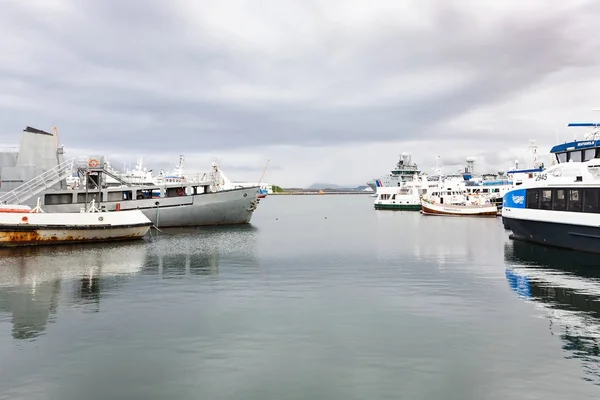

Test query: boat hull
[0,210,151,247]
[421,202,498,217]
[34,187,260,228]
[502,216,600,254]
[374,203,421,211]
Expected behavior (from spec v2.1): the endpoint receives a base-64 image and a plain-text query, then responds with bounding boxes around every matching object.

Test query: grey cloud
[0,0,598,156]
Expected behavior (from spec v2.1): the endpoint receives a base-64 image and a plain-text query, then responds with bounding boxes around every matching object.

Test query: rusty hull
[0,226,151,247]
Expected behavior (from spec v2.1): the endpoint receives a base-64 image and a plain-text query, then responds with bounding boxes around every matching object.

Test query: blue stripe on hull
[503,216,600,254]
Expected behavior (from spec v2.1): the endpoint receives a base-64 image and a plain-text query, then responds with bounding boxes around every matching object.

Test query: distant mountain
[307,183,343,190]
[307,183,363,190]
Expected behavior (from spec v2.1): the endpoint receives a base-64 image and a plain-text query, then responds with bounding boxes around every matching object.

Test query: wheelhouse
[550,123,600,164]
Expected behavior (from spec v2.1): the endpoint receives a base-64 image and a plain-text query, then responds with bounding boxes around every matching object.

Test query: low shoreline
[271,192,372,196]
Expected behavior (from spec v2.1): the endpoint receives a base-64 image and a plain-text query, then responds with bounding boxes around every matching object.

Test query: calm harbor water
[0,195,599,399]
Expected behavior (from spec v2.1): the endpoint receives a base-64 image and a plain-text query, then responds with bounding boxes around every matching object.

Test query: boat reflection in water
[0,241,148,340]
[504,241,600,385]
[0,225,257,341]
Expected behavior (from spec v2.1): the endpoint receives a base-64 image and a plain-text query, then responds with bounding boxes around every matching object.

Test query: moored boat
[502,158,600,253]
[0,199,152,247]
[0,127,262,228]
[420,197,499,217]
[420,179,499,217]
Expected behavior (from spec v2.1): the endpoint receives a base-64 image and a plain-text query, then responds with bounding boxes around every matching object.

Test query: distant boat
[420,197,498,217]
[419,179,498,217]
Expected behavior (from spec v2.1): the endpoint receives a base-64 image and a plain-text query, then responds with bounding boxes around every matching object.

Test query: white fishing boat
[420,197,499,217]
[0,199,152,247]
[420,179,498,217]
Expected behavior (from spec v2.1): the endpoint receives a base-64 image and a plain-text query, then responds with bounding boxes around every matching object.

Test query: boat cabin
[550,123,600,164]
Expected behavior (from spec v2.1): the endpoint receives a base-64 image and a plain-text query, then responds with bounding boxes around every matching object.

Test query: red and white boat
[420,181,499,217]
[0,199,153,247]
[420,197,499,217]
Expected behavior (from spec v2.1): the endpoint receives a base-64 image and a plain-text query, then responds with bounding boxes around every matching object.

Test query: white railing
[0,158,75,205]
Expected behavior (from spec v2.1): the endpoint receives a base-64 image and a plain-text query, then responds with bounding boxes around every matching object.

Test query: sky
[1,0,600,187]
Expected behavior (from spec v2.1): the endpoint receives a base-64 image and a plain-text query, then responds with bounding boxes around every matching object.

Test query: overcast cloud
[1,0,600,186]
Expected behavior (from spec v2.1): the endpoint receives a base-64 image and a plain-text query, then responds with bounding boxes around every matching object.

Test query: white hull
[421,200,498,217]
[0,209,152,246]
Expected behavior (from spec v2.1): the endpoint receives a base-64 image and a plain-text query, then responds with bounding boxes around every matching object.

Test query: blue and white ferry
[549,122,600,164]
[503,123,600,252]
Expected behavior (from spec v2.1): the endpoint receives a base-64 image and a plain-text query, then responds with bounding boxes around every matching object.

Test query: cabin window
[583,189,600,213]
[567,189,582,212]
[584,149,596,161]
[526,189,540,209]
[552,189,566,211]
[556,152,567,163]
[44,193,73,205]
[569,151,582,162]
[77,193,101,203]
[596,148,600,159]
[540,190,552,210]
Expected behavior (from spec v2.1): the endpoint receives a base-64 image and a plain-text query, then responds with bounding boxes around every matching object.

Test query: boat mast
[258,159,270,186]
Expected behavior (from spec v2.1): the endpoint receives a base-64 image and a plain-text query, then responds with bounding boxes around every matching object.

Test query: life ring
[88,158,99,168]
[176,188,185,196]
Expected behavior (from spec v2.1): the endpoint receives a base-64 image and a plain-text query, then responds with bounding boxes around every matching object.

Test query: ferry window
[569,151,582,162]
[583,189,600,213]
[596,148,600,159]
[540,190,552,210]
[526,189,540,209]
[552,189,566,211]
[567,189,582,212]
[584,149,596,161]
[557,152,567,163]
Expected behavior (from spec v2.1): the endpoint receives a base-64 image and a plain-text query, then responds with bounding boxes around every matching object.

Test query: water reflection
[505,241,600,385]
[0,242,148,340]
[0,225,259,341]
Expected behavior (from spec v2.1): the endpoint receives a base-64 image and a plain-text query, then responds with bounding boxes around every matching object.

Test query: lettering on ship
[511,195,524,205]
[577,140,595,147]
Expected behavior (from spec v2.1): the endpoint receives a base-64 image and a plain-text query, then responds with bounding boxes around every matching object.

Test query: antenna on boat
[52,126,59,148]
[258,159,271,185]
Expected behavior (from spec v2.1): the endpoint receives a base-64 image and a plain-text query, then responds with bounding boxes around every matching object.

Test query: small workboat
[0,199,153,247]
[421,198,499,217]
[420,191,499,217]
